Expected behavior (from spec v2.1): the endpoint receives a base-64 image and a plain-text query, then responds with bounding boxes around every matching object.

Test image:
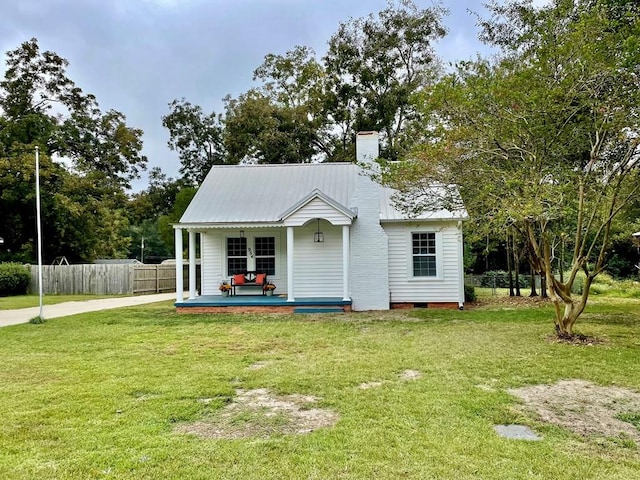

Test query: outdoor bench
[230,271,268,296]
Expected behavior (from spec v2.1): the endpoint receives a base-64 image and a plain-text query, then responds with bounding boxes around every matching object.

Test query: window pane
[256,258,275,276]
[412,233,435,255]
[228,258,247,275]
[227,238,246,257]
[413,256,436,277]
[255,237,275,256]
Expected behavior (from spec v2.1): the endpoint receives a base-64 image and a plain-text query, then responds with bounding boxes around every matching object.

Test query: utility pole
[35,146,44,319]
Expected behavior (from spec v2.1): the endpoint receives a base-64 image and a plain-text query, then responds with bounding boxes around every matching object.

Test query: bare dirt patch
[471,295,551,309]
[399,369,422,381]
[175,388,339,439]
[358,381,383,390]
[546,333,605,346]
[509,380,640,442]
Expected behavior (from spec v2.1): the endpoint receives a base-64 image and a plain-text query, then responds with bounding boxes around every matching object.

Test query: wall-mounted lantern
[313,219,324,243]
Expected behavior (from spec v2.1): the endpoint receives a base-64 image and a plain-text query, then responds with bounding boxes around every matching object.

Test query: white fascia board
[279,188,356,221]
[173,222,284,230]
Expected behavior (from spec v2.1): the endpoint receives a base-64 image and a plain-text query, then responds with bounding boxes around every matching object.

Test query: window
[412,232,437,277]
[255,237,275,275]
[227,237,247,274]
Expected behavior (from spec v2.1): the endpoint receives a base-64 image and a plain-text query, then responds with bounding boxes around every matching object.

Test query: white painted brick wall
[350,131,389,311]
[356,131,380,164]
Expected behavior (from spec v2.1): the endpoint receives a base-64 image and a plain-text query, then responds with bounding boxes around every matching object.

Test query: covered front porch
[175,294,352,314]
[174,188,358,311]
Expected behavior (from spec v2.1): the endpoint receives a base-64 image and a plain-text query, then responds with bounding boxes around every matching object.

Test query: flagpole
[35,146,44,319]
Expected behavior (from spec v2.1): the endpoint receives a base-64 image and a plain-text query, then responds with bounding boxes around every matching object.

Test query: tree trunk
[529,268,538,297]
[506,231,515,296]
[514,244,521,297]
[540,273,548,298]
[548,267,592,337]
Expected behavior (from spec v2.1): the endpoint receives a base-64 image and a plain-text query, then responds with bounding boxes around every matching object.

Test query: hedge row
[0,263,31,296]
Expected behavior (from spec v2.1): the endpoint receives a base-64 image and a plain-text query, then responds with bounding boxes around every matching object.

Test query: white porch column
[457,221,465,309]
[287,226,295,302]
[188,230,197,299]
[342,225,350,301]
[175,227,183,302]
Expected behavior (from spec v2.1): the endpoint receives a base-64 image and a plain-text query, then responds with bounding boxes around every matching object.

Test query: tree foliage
[223,46,330,165]
[324,0,445,161]
[395,0,640,336]
[162,98,225,184]
[163,1,445,172]
[0,38,147,263]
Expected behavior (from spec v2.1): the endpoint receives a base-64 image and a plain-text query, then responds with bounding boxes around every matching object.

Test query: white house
[174,132,468,312]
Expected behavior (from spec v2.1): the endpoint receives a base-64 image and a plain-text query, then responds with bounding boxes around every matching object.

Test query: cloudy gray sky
[1,0,517,191]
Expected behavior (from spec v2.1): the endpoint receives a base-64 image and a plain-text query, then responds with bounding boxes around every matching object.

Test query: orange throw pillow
[255,273,266,285]
[233,274,245,285]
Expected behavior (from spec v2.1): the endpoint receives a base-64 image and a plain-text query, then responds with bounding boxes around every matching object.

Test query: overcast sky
[0,0,536,191]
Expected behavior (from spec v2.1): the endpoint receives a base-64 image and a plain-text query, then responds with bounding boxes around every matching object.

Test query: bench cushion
[255,273,266,285]
[233,274,245,285]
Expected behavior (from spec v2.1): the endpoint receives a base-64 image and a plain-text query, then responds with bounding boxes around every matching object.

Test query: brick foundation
[177,305,351,314]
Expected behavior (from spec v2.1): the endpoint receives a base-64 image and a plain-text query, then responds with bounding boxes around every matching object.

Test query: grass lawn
[0,294,125,310]
[0,298,639,479]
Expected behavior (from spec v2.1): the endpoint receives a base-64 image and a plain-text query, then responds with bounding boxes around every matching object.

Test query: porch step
[293,307,345,314]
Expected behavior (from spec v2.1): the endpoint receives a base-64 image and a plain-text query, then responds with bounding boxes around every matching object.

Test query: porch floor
[175,295,352,314]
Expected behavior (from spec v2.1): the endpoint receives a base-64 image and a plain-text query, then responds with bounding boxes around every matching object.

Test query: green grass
[0,294,124,310]
[475,286,512,297]
[0,300,639,479]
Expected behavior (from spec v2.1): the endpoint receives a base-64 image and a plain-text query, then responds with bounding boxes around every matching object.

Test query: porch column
[287,226,295,302]
[175,227,183,302]
[188,230,197,300]
[457,221,465,309]
[342,225,350,301]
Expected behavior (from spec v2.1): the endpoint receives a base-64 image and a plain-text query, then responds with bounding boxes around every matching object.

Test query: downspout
[457,221,465,310]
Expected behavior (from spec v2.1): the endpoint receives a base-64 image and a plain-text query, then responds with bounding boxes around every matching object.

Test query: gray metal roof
[180,163,359,224]
[379,186,469,221]
[179,162,466,225]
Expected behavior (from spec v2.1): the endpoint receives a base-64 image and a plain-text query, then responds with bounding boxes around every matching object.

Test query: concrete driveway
[0,293,178,328]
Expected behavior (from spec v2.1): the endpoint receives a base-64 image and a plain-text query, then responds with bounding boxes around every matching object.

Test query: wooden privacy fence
[29,264,189,295]
[132,265,178,295]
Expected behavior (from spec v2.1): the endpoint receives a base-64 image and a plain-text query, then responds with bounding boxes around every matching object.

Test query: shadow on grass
[580,312,640,328]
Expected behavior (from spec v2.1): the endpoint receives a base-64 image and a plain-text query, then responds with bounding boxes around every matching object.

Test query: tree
[162,98,225,184]
[395,0,640,337]
[0,38,145,262]
[224,89,322,164]
[224,46,329,164]
[158,187,197,253]
[323,0,445,161]
[1,38,147,188]
[127,167,184,224]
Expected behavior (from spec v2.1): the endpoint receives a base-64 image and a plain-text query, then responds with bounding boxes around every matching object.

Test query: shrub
[464,284,477,302]
[570,272,640,298]
[0,263,31,296]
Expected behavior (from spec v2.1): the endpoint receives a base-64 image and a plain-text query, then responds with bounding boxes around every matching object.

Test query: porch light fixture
[239,230,245,238]
[0,237,4,245]
[313,218,324,243]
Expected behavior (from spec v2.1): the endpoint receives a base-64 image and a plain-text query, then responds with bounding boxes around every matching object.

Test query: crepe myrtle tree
[388,0,640,337]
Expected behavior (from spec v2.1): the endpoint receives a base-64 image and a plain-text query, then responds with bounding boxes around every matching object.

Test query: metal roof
[180,163,358,224]
[179,162,466,225]
[379,186,469,221]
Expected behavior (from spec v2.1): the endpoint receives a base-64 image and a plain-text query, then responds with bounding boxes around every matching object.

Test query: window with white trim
[412,232,437,277]
[255,237,275,275]
[227,237,247,275]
